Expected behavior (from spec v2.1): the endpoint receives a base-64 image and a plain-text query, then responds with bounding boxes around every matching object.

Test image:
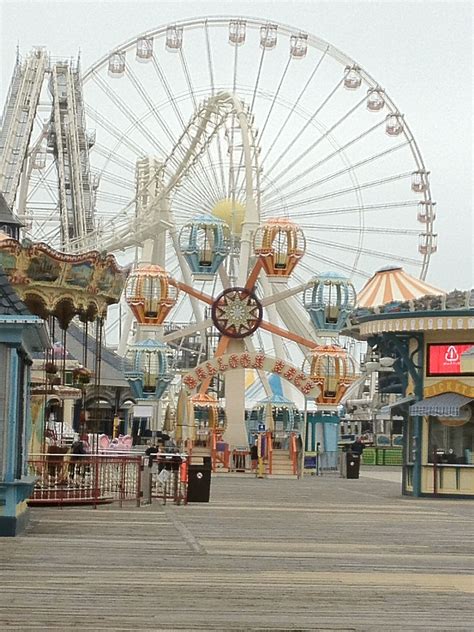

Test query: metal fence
[147,454,188,505]
[28,454,142,507]
[304,451,339,475]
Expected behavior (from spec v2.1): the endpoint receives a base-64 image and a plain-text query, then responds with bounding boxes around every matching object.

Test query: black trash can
[346,452,361,479]
[187,457,212,502]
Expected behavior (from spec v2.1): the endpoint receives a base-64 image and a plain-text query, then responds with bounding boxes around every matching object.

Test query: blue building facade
[0,267,49,535]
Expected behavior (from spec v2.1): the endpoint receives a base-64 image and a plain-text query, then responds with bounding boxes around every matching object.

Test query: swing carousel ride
[0,17,437,451]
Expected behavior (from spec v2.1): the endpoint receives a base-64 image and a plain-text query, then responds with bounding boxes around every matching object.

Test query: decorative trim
[360,315,474,336]
[424,380,474,398]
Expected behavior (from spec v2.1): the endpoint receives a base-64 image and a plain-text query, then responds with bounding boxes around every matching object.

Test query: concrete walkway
[1,468,473,631]
[360,465,403,483]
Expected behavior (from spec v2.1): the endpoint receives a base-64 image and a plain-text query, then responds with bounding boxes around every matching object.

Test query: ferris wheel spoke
[149,57,223,201]
[171,189,210,214]
[261,281,312,307]
[171,199,211,222]
[162,105,231,207]
[90,73,169,157]
[204,22,227,197]
[176,171,217,211]
[97,170,134,191]
[95,190,131,205]
[150,56,187,129]
[178,50,197,110]
[170,165,217,212]
[178,49,225,201]
[174,168,214,208]
[93,143,136,173]
[264,140,410,207]
[185,156,224,205]
[125,65,177,147]
[267,91,369,185]
[286,200,419,219]
[231,44,269,198]
[260,46,329,166]
[250,44,266,114]
[266,171,413,213]
[234,55,291,199]
[299,223,420,236]
[256,57,291,146]
[261,118,387,204]
[305,236,422,266]
[259,320,315,350]
[226,44,240,202]
[85,105,149,157]
[298,254,371,280]
[264,76,346,178]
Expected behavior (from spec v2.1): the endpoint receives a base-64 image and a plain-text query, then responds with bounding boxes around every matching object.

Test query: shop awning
[409,393,473,418]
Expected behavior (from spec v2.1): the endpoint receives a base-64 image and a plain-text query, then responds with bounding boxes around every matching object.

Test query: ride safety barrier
[28,453,142,507]
[304,451,344,475]
[289,432,299,476]
[148,453,188,505]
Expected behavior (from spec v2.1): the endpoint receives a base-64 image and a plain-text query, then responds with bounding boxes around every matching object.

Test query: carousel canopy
[357,266,444,308]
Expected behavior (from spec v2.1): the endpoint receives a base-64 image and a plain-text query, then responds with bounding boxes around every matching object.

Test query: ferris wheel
[14,16,437,356]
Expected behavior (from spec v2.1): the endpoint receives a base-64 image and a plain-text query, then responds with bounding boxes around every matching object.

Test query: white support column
[222,339,248,449]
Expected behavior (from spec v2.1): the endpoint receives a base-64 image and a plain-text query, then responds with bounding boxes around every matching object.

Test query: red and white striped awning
[357,267,444,308]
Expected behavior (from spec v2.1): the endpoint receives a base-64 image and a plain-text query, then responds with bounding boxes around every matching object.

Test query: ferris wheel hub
[211,287,263,339]
[211,198,245,236]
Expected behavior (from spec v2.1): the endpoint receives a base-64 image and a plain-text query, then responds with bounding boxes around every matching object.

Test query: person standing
[350,436,365,455]
[250,443,258,472]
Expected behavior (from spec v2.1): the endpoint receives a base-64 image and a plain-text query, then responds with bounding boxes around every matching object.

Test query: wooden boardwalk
[1,468,473,631]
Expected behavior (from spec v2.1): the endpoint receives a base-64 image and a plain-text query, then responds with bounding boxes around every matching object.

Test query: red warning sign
[427,343,474,375]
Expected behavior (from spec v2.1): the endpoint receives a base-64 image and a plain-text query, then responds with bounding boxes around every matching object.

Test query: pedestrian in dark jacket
[350,437,365,455]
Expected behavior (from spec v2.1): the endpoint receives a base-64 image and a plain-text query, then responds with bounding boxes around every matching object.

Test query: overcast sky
[1,0,472,290]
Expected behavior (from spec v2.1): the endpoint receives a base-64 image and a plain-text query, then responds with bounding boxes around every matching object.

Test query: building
[350,269,474,497]
[0,266,49,535]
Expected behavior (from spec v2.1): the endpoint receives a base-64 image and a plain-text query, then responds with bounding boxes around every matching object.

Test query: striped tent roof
[357,267,444,308]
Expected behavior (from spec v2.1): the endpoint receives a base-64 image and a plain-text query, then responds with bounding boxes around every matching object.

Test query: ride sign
[182,352,320,397]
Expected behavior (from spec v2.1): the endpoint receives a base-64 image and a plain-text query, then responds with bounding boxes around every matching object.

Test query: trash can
[187,456,212,502]
[346,452,361,479]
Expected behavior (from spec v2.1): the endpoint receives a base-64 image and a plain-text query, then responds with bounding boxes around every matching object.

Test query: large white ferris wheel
[1,16,437,361]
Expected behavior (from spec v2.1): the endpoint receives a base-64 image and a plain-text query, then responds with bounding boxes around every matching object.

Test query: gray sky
[1,0,472,290]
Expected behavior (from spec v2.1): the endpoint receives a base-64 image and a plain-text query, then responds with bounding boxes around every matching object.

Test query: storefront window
[428,415,474,464]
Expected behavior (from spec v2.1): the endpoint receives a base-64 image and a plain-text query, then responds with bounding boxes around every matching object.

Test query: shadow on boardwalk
[1,468,473,631]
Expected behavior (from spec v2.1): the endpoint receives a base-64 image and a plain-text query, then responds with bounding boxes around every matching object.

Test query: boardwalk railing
[28,453,142,507]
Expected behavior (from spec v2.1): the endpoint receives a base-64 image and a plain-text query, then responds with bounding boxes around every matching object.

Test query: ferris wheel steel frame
[0,15,438,369]
[73,15,435,278]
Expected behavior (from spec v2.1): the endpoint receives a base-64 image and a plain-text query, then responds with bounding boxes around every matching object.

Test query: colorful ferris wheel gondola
[253,218,306,282]
[178,214,231,279]
[125,264,178,325]
[303,272,356,335]
[125,338,173,399]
